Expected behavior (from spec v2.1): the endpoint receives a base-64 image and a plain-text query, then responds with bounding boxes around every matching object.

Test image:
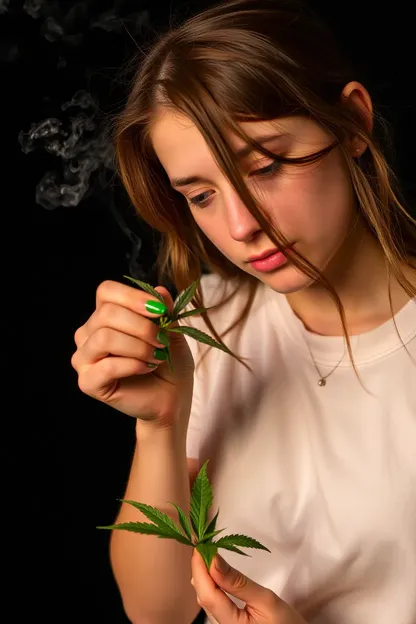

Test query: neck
[286,221,415,336]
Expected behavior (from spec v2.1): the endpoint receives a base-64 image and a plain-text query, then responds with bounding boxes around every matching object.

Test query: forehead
[149,111,326,185]
[150,110,294,164]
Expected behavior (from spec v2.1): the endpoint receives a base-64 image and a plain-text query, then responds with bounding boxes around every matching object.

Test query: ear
[340,81,373,157]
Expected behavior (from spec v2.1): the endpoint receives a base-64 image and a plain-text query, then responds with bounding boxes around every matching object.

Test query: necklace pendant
[318,378,326,387]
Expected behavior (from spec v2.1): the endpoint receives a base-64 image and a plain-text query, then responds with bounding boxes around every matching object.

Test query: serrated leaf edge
[190,459,212,541]
[123,276,165,304]
[167,326,234,356]
[172,280,199,318]
[168,502,194,543]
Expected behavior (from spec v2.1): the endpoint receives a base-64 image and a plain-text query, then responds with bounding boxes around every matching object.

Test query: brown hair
[113,0,416,388]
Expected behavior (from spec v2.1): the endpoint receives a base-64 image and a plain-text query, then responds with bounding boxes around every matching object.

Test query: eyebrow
[170,133,286,188]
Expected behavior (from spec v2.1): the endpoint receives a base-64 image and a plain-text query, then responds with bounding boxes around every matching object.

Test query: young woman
[71,1,416,622]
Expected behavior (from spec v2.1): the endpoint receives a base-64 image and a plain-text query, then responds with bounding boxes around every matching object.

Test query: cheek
[192,214,230,257]
[272,158,354,236]
[193,216,220,243]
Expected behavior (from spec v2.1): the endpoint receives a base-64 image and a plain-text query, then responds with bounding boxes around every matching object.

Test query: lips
[247,244,294,263]
[247,248,279,263]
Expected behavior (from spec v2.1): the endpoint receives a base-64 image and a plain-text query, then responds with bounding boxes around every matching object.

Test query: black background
[4,0,414,621]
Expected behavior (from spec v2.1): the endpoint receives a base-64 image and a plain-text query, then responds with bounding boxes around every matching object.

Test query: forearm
[110,422,198,624]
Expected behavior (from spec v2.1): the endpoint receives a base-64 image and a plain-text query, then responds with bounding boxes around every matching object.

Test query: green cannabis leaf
[123,276,166,304]
[167,326,235,357]
[172,279,199,319]
[214,534,271,554]
[98,459,271,571]
[122,275,229,373]
[189,459,212,541]
[98,500,193,546]
[96,520,190,541]
[168,502,193,543]
[175,307,210,320]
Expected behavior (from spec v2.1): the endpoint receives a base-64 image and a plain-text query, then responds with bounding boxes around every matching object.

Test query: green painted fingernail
[154,348,168,361]
[157,330,170,347]
[145,300,167,315]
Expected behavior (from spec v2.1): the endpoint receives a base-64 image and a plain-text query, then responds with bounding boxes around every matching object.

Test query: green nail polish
[154,348,168,361]
[145,300,167,315]
[157,330,170,347]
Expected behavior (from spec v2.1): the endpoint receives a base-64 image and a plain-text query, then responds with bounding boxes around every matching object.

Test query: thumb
[210,554,275,608]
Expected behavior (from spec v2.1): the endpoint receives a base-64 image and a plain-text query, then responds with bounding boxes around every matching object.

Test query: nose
[225,187,263,242]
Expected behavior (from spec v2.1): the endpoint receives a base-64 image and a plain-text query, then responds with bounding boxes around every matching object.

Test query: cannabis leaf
[214,534,271,554]
[189,459,212,541]
[97,459,271,571]
[98,500,193,546]
[199,527,226,543]
[167,326,235,357]
[122,275,229,373]
[175,307,212,320]
[195,541,218,570]
[204,507,219,536]
[168,502,194,543]
[122,500,190,540]
[96,520,187,540]
[123,276,166,304]
[172,279,199,319]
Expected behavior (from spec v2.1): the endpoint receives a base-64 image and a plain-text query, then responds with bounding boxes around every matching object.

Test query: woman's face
[150,110,358,294]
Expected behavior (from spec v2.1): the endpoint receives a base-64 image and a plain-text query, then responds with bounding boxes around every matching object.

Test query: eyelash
[187,160,283,208]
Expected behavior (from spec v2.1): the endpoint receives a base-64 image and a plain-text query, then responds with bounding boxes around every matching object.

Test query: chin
[259,264,316,294]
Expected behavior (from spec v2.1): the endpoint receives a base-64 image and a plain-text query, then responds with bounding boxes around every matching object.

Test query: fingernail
[214,554,230,574]
[190,577,194,587]
[153,348,168,360]
[157,330,170,347]
[145,300,167,315]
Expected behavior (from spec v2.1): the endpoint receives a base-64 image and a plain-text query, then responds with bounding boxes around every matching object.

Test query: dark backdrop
[5,0,414,621]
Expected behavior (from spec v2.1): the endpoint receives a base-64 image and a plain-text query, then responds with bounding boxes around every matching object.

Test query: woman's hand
[190,549,307,624]
[71,281,195,430]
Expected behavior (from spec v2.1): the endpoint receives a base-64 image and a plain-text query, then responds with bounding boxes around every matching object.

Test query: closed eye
[252,160,283,178]
[187,160,283,208]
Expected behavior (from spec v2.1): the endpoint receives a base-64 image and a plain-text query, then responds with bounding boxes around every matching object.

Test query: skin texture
[190,549,308,624]
[151,81,415,337]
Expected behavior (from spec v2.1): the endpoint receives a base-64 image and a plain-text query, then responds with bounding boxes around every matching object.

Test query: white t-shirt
[179,273,416,624]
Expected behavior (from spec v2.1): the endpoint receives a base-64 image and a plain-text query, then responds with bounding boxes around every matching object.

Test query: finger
[95,280,171,316]
[191,580,220,624]
[74,281,171,350]
[191,549,241,623]
[81,302,166,351]
[76,356,151,400]
[73,327,165,371]
[209,553,280,613]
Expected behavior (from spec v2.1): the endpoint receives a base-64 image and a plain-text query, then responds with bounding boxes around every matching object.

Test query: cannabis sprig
[97,460,271,570]
[123,275,235,373]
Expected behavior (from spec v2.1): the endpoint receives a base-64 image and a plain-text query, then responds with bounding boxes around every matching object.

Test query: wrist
[135,418,187,449]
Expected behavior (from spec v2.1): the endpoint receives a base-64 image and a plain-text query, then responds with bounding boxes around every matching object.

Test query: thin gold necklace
[304,335,347,386]
[302,255,394,386]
